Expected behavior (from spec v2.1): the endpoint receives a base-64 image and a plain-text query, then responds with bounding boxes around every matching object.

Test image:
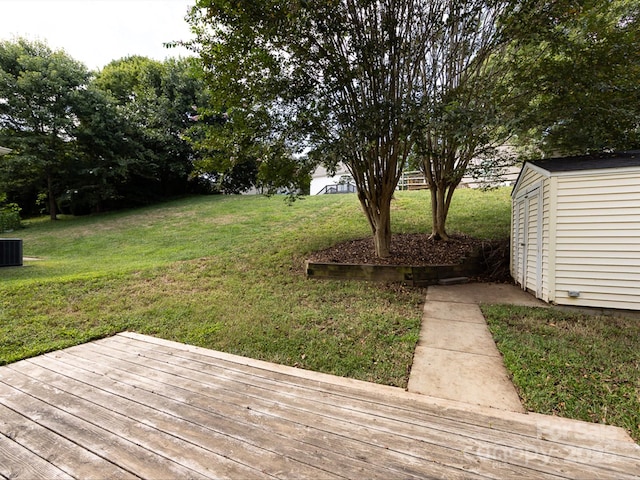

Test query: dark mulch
[307,233,513,283]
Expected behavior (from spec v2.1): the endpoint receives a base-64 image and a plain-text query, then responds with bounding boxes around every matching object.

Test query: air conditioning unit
[0,239,23,267]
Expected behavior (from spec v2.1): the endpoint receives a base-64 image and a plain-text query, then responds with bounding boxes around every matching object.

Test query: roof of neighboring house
[311,163,350,179]
[0,146,12,156]
[528,150,640,173]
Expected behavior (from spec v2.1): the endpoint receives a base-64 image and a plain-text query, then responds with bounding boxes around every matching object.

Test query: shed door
[513,187,543,298]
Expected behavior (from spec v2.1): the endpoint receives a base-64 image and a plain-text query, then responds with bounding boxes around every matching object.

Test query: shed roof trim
[512,151,640,196]
[528,151,640,173]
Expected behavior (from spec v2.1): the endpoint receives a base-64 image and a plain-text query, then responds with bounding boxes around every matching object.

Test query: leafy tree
[183,0,638,249]
[185,107,261,194]
[506,0,640,156]
[412,0,513,240]
[412,0,639,239]
[0,38,89,220]
[93,56,204,203]
[69,84,146,214]
[184,0,431,257]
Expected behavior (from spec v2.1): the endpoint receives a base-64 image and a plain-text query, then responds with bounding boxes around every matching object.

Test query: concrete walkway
[408,283,547,412]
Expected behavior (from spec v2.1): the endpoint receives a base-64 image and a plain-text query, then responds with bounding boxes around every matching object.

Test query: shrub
[0,194,21,233]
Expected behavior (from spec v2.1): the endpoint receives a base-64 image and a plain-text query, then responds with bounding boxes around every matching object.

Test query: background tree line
[0,39,271,221]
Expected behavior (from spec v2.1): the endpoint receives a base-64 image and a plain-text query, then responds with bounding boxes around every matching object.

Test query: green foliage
[0,193,21,232]
[182,0,435,256]
[506,0,640,155]
[484,304,640,443]
[92,56,206,201]
[412,1,515,239]
[0,41,210,217]
[0,38,90,219]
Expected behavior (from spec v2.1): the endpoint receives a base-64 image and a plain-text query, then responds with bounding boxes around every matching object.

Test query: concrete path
[408,283,547,412]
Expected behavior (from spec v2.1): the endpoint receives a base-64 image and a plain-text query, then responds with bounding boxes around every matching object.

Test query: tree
[506,0,640,156]
[93,56,205,203]
[184,0,438,257]
[411,1,514,240]
[70,84,146,214]
[414,0,640,239]
[0,38,89,220]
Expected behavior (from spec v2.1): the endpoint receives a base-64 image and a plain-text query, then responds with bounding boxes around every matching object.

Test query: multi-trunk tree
[184,0,439,257]
[412,0,513,240]
[185,0,640,251]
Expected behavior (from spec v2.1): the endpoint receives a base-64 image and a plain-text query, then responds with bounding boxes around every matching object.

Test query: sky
[1,0,196,70]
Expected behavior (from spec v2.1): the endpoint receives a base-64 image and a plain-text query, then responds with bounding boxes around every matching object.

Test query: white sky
[1,0,196,70]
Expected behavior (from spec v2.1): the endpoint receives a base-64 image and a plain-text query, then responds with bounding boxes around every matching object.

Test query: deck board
[1,332,638,479]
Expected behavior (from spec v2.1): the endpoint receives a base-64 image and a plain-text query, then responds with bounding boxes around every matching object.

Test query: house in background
[511,151,640,311]
[312,160,519,195]
[310,163,356,195]
[0,146,11,156]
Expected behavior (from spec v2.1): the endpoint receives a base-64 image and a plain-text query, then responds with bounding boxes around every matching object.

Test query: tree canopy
[185,0,438,256]
[184,0,640,250]
[411,0,514,240]
[0,38,89,219]
[0,39,213,218]
[507,0,640,156]
[2,0,638,249]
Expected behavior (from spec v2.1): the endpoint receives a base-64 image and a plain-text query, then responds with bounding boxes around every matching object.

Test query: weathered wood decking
[1,332,638,479]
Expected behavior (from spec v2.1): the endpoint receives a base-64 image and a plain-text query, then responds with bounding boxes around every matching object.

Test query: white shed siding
[540,178,553,301]
[524,191,540,294]
[553,171,640,310]
[511,197,525,282]
[515,167,545,192]
[511,168,549,299]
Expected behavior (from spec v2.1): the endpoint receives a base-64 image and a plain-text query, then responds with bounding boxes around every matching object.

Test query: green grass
[483,305,640,443]
[1,189,511,388]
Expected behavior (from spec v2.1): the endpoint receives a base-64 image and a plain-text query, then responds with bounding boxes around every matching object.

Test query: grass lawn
[0,188,510,388]
[483,305,640,443]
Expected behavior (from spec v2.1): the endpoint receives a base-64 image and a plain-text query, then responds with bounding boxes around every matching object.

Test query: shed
[511,151,640,311]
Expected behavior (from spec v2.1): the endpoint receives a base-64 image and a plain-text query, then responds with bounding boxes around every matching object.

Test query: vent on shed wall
[0,239,23,267]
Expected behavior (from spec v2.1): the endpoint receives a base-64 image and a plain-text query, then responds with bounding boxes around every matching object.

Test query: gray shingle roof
[529,150,640,173]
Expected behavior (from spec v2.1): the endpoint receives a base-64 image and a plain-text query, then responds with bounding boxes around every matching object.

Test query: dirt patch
[308,233,513,283]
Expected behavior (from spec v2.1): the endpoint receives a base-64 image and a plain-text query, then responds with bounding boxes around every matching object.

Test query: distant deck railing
[398,171,428,190]
[316,183,357,195]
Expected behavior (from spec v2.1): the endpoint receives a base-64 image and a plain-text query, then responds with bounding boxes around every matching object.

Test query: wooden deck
[1,332,638,479]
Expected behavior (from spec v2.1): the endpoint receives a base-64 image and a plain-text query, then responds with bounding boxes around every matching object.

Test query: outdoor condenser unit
[0,239,23,267]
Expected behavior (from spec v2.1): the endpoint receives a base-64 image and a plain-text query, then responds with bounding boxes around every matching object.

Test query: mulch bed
[307,233,513,283]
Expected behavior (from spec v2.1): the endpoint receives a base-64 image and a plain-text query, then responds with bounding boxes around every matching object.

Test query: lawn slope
[0,189,511,388]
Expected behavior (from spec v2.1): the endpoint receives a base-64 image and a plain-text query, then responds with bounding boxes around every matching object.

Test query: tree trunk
[357,189,393,258]
[430,185,449,240]
[47,175,57,221]
[372,201,392,258]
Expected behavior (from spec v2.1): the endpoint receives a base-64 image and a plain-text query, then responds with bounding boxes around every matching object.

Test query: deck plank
[113,334,637,447]
[0,332,638,479]
[55,342,570,479]
[13,357,355,480]
[102,334,640,478]
[0,403,135,479]
[40,348,486,480]
[0,428,72,480]
[0,376,213,479]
